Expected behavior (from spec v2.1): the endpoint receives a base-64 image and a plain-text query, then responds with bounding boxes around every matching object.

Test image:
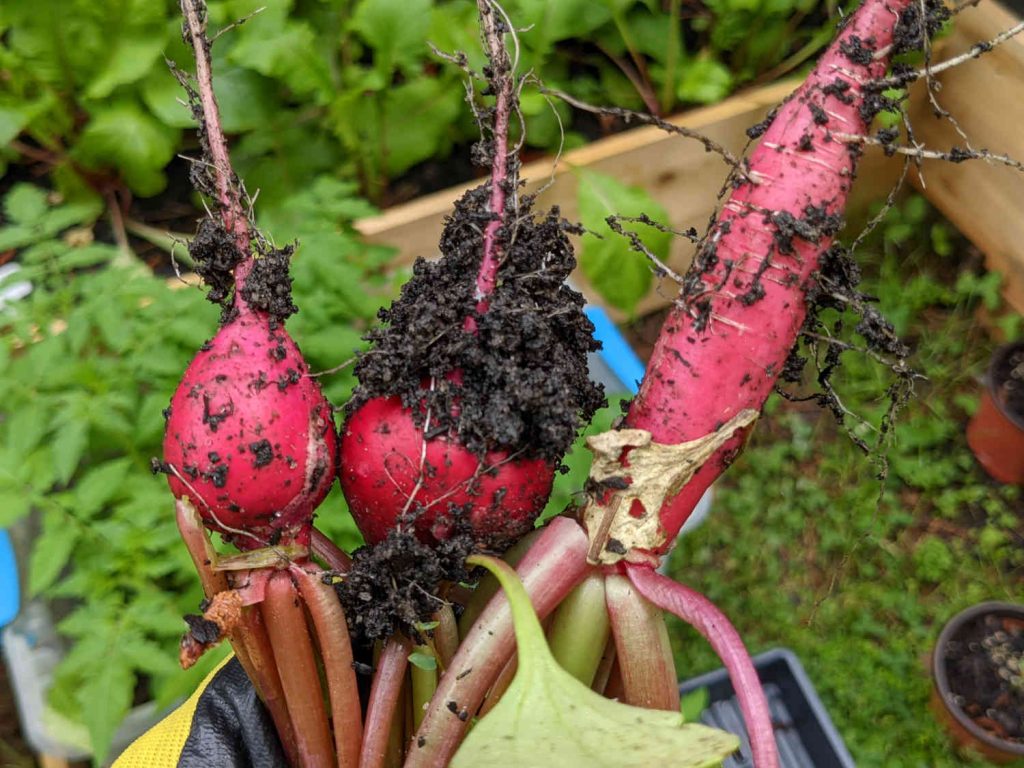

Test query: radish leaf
[452,555,739,768]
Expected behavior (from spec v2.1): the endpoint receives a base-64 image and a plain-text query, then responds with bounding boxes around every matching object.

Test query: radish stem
[360,636,411,768]
[175,500,300,765]
[407,517,590,768]
[478,654,517,717]
[591,634,617,694]
[262,572,335,768]
[311,527,353,572]
[604,573,680,712]
[626,564,779,768]
[432,605,459,671]
[411,645,439,731]
[296,568,362,768]
[546,572,610,687]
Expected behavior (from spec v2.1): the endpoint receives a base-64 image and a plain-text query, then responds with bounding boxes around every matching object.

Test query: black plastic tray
[677,648,856,768]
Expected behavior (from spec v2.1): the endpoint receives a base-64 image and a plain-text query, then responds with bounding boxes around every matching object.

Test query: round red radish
[163,310,337,549]
[339,395,552,547]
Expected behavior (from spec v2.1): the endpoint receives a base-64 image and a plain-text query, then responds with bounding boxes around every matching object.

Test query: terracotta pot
[966,342,1024,484]
[931,602,1024,764]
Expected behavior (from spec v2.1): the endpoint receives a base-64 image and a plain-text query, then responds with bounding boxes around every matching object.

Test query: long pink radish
[617,0,915,550]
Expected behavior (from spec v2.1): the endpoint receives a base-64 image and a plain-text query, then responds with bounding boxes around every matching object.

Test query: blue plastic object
[585,306,646,394]
[0,530,19,628]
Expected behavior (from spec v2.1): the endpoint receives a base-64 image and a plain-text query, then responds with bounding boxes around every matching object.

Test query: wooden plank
[908,0,1024,312]
[355,79,903,318]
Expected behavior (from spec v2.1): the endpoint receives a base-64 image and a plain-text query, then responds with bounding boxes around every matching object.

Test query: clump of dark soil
[337,524,474,641]
[348,185,605,462]
[943,612,1024,743]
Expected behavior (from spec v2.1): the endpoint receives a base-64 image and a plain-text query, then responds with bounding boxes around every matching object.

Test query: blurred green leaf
[73,103,179,196]
[576,169,669,313]
[29,507,80,596]
[351,0,433,75]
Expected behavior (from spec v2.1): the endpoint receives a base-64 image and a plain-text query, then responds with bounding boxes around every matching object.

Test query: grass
[663,197,1024,767]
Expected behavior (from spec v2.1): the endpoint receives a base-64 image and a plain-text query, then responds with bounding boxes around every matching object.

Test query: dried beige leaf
[582,410,758,564]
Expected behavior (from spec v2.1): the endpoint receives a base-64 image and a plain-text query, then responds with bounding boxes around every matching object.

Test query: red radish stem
[261,572,335,768]
[406,517,589,768]
[604,573,680,712]
[432,605,460,670]
[360,636,412,768]
[175,500,300,766]
[296,569,363,768]
[612,0,915,550]
[312,527,353,572]
[626,564,777,768]
[477,654,517,718]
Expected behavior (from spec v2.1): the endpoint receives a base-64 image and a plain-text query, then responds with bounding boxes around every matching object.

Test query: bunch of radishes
[159,0,930,764]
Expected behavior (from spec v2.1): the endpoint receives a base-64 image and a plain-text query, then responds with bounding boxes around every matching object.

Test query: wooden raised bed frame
[356,0,1024,316]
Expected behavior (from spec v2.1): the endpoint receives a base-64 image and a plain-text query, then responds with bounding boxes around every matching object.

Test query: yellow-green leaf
[452,556,739,768]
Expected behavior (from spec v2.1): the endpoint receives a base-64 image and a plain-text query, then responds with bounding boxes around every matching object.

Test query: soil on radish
[943,612,1024,743]
[347,185,604,462]
[337,524,474,641]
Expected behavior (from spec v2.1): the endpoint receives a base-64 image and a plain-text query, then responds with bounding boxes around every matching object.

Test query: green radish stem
[546,572,610,687]
[407,517,589,768]
[175,500,300,766]
[295,568,362,768]
[359,636,412,768]
[261,571,334,768]
[411,645,439,730]
[604,574,680,712]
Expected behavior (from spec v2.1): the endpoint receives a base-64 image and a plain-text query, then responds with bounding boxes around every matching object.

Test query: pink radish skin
[339,395,552,546]
[164,309,337,549]
[624,0,914,548]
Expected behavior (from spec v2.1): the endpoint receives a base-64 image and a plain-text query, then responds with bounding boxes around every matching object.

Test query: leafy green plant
[0,181,390,761]
[1,0,837,213]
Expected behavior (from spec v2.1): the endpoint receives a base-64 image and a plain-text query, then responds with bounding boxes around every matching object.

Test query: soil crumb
[337,525,474,641]
[349,184,605,462]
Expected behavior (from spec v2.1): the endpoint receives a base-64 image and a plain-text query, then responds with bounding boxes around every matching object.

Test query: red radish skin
[163,309,337,549]
[339,395,552,546]
[622,0,914,547]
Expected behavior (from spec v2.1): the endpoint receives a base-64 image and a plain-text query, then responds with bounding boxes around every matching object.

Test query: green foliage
[576,169,670,314]
[0,0,836,205]
[0,182,386,761]
[665,196,1023,767]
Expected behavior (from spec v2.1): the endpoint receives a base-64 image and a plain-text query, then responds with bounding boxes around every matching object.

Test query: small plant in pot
[967,342,1024,485]
[932,602,1024,764]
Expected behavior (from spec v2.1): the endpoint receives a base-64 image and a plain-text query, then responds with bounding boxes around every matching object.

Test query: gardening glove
[113,655,286,767]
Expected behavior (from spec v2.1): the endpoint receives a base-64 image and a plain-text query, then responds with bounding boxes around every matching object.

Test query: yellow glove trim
[112,655,234,768]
